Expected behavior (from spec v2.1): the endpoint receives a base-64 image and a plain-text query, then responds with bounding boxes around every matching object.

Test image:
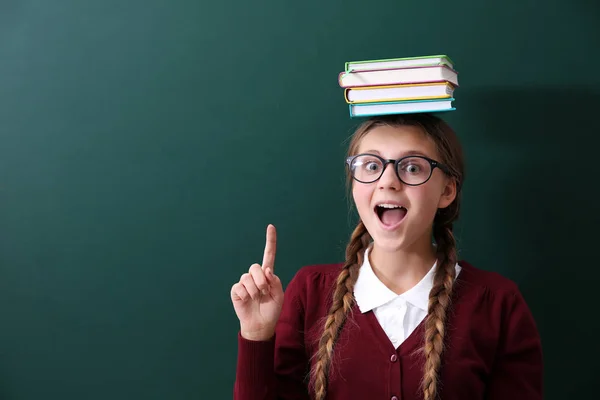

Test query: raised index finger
[262,224,277,272]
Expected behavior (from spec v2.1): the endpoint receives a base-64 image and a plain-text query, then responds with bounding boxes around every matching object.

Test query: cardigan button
[391,396,399,400]
[390,354,398,362]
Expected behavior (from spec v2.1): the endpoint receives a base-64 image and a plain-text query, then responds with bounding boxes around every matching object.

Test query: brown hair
[311,113,465,400]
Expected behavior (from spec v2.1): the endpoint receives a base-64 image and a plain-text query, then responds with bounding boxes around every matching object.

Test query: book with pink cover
[338,65,458,88]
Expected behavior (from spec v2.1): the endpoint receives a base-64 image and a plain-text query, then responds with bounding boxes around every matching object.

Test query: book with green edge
[345,54,454,72]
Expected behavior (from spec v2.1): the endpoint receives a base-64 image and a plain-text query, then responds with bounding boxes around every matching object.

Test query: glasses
[346,153,451,185]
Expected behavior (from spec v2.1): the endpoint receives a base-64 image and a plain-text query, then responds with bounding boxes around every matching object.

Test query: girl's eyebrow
[361,149,432,158]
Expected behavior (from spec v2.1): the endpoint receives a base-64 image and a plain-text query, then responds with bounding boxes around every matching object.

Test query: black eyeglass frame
[345,153,452,186]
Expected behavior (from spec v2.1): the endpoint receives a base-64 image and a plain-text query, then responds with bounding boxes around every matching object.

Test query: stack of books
[337,55,459,117]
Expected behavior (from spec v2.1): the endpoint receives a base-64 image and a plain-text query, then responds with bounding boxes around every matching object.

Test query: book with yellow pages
[349,98,455,118]
[344,82,455,104]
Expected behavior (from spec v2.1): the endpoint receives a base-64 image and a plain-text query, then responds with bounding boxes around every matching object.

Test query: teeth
[378,204,403,209]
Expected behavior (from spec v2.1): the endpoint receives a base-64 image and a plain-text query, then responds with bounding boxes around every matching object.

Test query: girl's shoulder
[457,260,521,293]
[281,262,347,314]
[284,262,344,292]
[455,260,535,318]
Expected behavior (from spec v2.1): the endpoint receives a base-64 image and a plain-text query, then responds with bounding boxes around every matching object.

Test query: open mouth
[375,203,407,228]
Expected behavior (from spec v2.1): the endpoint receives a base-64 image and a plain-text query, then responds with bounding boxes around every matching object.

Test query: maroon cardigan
[234,261,543,400]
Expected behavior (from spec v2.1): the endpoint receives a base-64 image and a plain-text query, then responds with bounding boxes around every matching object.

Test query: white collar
[353,246,461,313]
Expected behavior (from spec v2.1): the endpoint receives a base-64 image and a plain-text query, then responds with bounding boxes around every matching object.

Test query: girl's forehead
[357,125,438,157]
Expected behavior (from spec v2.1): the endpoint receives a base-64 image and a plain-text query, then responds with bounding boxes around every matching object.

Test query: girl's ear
[437,177,457,209]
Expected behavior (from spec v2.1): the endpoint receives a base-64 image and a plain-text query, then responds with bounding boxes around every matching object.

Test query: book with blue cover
[349,98,455,118]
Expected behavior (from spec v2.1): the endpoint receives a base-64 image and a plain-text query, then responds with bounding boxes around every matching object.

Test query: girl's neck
[369,238,437,295]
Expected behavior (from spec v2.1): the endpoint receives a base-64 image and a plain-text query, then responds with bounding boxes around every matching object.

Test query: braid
[312,220,370,400]
[421,217,458,400]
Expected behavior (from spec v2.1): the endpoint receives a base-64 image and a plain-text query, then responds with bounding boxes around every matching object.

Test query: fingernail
[261,289,268,296]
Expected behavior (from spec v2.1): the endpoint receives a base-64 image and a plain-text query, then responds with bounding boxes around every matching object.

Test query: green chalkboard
[0,0,598,398]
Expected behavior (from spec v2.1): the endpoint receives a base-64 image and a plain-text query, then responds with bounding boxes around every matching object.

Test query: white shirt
[353,246,462,349]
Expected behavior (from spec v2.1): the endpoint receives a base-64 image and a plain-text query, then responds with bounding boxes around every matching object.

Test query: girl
[230,113,543,400]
